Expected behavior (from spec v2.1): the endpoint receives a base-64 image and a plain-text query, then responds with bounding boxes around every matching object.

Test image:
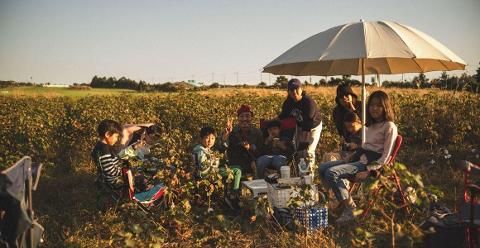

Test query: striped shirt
[91,141,123,186]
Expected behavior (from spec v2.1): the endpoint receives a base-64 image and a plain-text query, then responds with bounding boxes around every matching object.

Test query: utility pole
[235,72,239,84]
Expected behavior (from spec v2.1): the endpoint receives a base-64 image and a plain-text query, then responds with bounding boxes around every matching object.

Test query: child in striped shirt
[91,120,126,188]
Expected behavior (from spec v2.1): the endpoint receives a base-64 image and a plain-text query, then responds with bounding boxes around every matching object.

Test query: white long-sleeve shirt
[359,121,398,170]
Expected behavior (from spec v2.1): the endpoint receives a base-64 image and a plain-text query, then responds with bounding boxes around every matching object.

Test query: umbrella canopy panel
[263,20,466,76]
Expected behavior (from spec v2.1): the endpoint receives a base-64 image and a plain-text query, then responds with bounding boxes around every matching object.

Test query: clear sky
[1,0,479,85]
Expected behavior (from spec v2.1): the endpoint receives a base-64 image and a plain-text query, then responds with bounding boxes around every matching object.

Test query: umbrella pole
[361,59,366,145]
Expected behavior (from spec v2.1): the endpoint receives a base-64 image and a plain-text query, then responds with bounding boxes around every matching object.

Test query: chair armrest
[466,183,480,195]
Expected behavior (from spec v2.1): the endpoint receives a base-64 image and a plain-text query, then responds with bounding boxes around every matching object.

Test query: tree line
[2,61,480,93]
[264,62,480,93]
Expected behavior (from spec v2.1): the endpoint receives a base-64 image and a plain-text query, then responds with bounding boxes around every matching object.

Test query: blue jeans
[256,155,287,179]
[318,160,366,201]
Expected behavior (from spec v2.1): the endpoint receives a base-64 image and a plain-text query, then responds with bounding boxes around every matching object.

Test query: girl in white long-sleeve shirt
[318,90,398,224]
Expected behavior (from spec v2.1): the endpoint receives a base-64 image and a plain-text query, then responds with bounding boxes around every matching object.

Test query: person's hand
[222,117,234,142]
[242,141,251,150]
[348,142,358,150]
[225,117,233,133]
[275,139,288,150]
[343,152,353,163]
[355,171,369,181]
[271,137,280,148]
[343,95,356,111]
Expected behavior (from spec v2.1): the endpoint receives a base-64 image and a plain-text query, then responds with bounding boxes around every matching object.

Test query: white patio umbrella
[263,20,466,143]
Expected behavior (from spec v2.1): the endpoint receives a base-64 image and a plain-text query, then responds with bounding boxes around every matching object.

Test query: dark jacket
[259,137,294,157]
[332,99,362,143]
[219,125,263,173]
[278,93,322,132]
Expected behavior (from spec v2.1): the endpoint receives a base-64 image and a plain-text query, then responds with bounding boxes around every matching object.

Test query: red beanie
[237,104,253,116]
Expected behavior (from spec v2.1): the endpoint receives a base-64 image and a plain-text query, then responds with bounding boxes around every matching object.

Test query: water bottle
[298,158,309,176]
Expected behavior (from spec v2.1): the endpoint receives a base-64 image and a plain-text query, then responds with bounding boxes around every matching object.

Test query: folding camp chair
[122,168,165,226]
[91,150,165,212]
[456,160,480,248]
[348,135,409,218]
[0,156,44,248]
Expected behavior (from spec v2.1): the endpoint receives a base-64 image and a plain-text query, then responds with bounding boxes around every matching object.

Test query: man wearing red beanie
[219,104,263,177]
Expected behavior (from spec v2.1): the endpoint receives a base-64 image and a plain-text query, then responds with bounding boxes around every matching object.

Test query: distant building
[42,84,69,88]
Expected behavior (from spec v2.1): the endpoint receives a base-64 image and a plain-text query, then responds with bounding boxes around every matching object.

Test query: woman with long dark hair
[318,90,398,224]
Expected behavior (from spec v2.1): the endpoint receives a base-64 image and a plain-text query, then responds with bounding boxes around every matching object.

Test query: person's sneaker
[336,203,356,224]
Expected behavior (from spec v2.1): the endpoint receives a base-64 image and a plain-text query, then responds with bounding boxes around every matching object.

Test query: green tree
[475,61,480,83]
[342,75,351,81]
[258,82,267,87]
[210,82,220,88]
[274,76,289,88]
[418,73,428,84]
[418,73,430,88]
[440,71,448,81]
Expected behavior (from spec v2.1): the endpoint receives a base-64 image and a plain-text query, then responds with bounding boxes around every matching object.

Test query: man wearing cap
[219,104,264,177]
[333,84,362,151]
[278,78,323,172]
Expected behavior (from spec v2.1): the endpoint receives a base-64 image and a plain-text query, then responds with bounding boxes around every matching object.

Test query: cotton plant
[193,151,235,213]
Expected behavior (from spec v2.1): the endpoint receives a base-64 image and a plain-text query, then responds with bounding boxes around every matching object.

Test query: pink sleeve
[371,122,397,170]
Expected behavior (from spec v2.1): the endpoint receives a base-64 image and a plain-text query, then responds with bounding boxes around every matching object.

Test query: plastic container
[241,179,268,197]
[280,166,291,179]
[303,175,313,185]
[298,158,309,176]
[267,183,294,208]
[267,184,318,208]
